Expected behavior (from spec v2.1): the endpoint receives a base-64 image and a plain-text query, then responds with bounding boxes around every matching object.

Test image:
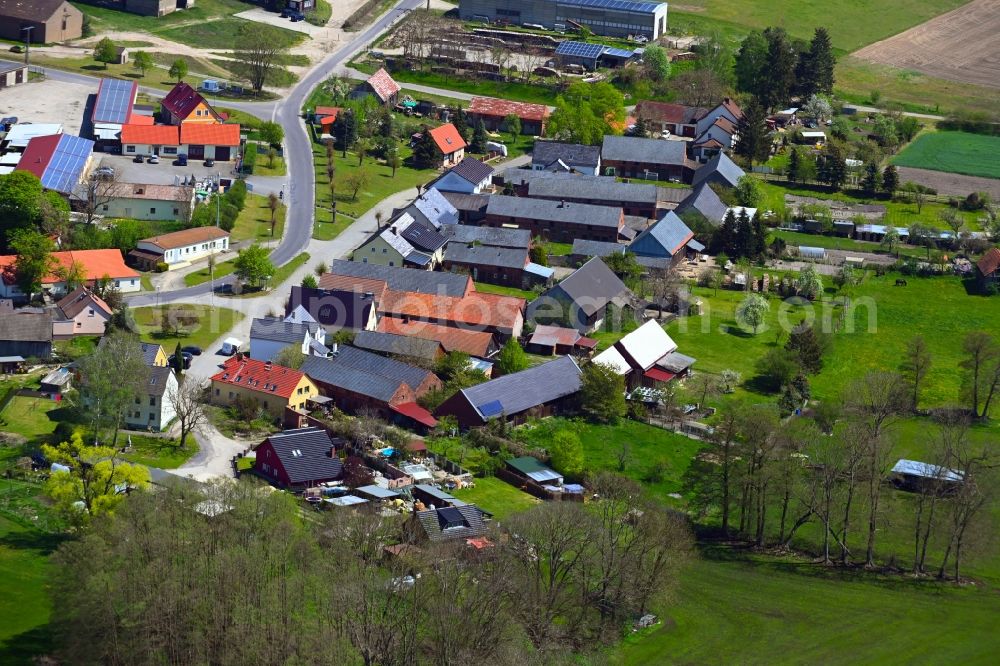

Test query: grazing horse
[895,279,908,286]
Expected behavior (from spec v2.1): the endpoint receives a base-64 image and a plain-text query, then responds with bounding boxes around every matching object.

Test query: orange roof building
[378,317,498,358]
[120,121,241,161]
[380,290,524,337]
[352,68,400,105]
[0,249,140,298]
[468,96,550,135]
[210,356,319,418]
[180,123,241,147]
[428,123,466,166]
[121,124,180,146]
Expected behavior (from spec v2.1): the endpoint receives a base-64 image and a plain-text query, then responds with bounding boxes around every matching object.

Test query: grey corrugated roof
[692,151,745,189]
[441,224,530,249]
[448,157,494,185]
[415,505,487,542]
[542,257,631,316]
[571,239,625,258]
[527,176,658,204]
[408,187,460,228]
[445,243,528,269]
[675,182,728,223]
[486,195,621,229]
[300,355,403,402]
[532,141,601,169]
[439,191,490,213]
[0,313,53,342]
[328,259,469,297]
[629,211,693,258]
[658,351,696,373]
[353,330,443,362]
[250,318,315,345]
[602,135,689,166]
[263,427,342,485]
[333,345,433,394]
[455,355,582,421]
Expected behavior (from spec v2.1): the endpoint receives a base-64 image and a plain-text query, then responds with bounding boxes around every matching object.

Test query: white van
[221,337,242,355]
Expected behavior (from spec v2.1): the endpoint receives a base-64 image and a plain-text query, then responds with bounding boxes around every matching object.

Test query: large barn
[458,0,667,40]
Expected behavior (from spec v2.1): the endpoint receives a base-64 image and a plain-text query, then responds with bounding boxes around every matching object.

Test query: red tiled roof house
[428,123,467,167]
[469,97,550,136]
[351,68,400,105]
[210,356,320,418]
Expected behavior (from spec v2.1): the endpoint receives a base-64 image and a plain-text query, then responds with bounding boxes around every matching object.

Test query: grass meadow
[893,131,1000,180]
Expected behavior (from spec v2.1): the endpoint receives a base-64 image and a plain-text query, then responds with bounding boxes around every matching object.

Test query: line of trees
[735,27,835,110]
[49,474,692,664]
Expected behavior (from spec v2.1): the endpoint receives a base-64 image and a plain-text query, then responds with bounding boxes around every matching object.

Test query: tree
[796,264,823,300]
[386,148,401,177]
[77,330,151,446]
[642,43,671,80]
[760,27,798,109]
[800,94,832,122]
[734,99,770,165]
[42,432,150,523]
[689,372,719,408]
[354,137,372,166]
[581,361,627,424]
[267,191,280,237]
[301,274,318,289]
[861,162,882,196]
[168,58,188,83]
[733,174,763,208]
[470,119,488,153]
[57,259,87,292]
[173,343,185,377]
[902,181,929,213]
[817,142,847,190]
[450,105,469,139]
[496,337,528,375]
[9,228,54,299]
[259,121,284,148]
[548,430,584,477]
[736,292,769,334]
[233,244,275,288]
[502,113,521,138]
[785,322,824,374]
[344,168,371,201]
[960,331,1000,418]
[603,252,643,289]
[900,335,932,411]
[167,379,206,448]
[0,170,45,243]
[93,37,117,69]
[881,164,899,196]
[880,225,900,255]
[734,30,768,97]
[231,23,288,93]
[800,28,835,96]
[547,82,625,145]
[787,146,802,184]
[131,50,153,77]
[755,348,799,392]
[939,207,964,236]
[108,303,138,334]
[413,130,441,167]
[274,344,306,369]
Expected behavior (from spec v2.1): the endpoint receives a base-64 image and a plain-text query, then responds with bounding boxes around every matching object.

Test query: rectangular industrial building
[459,0,668,39]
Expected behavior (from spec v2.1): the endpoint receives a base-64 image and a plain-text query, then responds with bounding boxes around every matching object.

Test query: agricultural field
[852,0,1000,90]
[668,0,969,52]
[892,131,1000,180]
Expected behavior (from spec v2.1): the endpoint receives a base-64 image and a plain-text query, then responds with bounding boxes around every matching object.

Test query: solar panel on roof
[41,135,94,194]
[603,47,636,58]
[556,41,605,59]
[476,400,503,418]
[92,78,137,125]
[556,0,663,13]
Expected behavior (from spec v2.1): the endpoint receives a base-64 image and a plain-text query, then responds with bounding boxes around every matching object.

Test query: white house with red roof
[0,249,140,299]
[427,123,467,167]
[593,319,695,388]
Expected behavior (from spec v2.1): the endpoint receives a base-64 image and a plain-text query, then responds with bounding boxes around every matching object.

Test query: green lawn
[669,0,968,52]
[252,153,287,177]
[30,55,211,94]
[770,230,926,261]
[122,433,196,469]
[473,282,536,300]
[53,335,100,361]
[184,258,235,287]
[613,546,1000,665]
[451,477,540,521]
[133,305,243,352]
[518,418,703,505]
[0,397,64,442]
[353,62,556,107]
[230,193,286,243]
[892,131,1000,179]
[0,515,57,665]
[312,212,355,241]
[222,252,309,298]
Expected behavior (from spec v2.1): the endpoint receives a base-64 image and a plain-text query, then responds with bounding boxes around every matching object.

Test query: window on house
[389,261,394,266]
[149,413,155,421]
[135,397,140,404]
[174,208,180,215]
[215,388,219,396]
[229,391,234,399]
[88,308,95,317]
[149,396,156,406]
[102,205,109,211]
[126,146,135,153]
[76,321,81,328]
[150,207,156,214]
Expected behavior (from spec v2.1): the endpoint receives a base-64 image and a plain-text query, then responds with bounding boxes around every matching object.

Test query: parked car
[181,345,202,356]
[289,11,305,21]
[204,158,215,168]
[132,154,144,163]
[170,352,193,371]
[93,166,115,180]
[147,154,159,164]
[221,337,242,356]
[173,153,188,167]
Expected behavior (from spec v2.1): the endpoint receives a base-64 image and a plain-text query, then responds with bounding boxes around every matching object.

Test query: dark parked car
[173,153,188,167]
[133,154,144,163]
[170,352,193,371]
[204,158,215,168]
[181,345,202,356]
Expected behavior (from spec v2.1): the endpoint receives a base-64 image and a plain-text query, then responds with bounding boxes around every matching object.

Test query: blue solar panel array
[92,78,136,125]
[476,400,504,418]
[41,134,95,194]
[555,41,605,59]
[603,47,637,58]
[556,0,664,14]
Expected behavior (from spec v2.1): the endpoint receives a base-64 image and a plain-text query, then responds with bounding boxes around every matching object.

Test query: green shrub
[155,262,169,273]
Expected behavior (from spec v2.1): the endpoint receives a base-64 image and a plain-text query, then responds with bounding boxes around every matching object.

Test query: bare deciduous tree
[168,379,207,449]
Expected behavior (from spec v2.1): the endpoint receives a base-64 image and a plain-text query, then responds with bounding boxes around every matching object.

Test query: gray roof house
[354,211,448,269]
[249,317,327,362]
[435,355,583,428]
[531,141,601,175]
[485,195,624,243]
[444,244,528,271]
[629,211,698,262]
[410,505,488,543]
[674,182,729,223]
[440,224,531,249]
[405,187,460,228]
[601,135,692,170]
[0,313,53,359]
[253,427,344,489]
[285,285,378,333]
[352,329,446,364]
[325,259,471,297]
[432,156,495,194]
[691,151,746,190]
[527,257,633,333]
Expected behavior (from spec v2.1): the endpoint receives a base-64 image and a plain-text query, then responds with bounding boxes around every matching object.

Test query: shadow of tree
[0,624,55,665]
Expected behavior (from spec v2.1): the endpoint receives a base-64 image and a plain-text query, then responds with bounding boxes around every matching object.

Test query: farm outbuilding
[797,246,826,260]
[890,459,963,493]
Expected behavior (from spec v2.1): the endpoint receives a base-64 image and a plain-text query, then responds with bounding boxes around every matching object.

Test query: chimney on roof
[264,361,272,371]
[559,199,567,208]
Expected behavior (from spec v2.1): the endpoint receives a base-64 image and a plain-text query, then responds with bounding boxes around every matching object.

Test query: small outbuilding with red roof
[351,68,400,105]
[427,123,467,167]
[977,247,1000,291]
[469,96,550,136]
